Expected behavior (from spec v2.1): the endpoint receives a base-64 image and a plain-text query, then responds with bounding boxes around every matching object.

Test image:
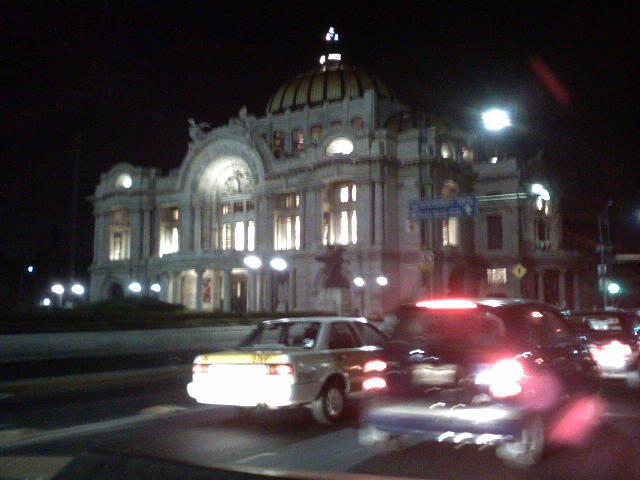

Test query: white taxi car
[186,317,388,423]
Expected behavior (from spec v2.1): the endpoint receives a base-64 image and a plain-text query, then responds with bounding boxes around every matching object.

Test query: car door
[328,322,365,392]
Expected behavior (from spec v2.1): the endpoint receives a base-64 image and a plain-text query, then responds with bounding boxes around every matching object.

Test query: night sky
[1,2,638,307]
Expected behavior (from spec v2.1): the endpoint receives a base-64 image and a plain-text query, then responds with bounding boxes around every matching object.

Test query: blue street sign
[409,195,478,220]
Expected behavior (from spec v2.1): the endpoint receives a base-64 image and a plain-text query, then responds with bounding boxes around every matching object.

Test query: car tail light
[416,299,477,309]
[268,364,294,375]
[364,359,387,373]
[363,376,387,390]
[475,358,525,398]
[590,341,633,369]
[192,363,209,374]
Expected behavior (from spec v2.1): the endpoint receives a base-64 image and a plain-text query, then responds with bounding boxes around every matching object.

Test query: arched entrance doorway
[108,283,124,300]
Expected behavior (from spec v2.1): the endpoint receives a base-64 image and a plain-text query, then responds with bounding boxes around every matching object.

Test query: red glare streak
[530,56,571,105]
[549,394,606,446]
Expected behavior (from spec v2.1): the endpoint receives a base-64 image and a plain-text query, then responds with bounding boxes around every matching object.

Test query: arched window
[274,192,301,250]
[292,128,304,154]
[323,182,357,246]
[159,207,180,257]
[273,130,284,158]
[310,124,323,144]
[109,209,131,260]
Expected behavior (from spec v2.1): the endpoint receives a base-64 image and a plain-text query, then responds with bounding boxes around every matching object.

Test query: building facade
[89,29,591,315]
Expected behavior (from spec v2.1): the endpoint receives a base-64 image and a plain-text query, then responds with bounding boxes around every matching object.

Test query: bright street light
[270,257,288,271]
[353,277,365,288]
[51,284,64,295]
[244,255,263,269]
[150,283,162,293]
[482,108,512,131]
[376,276,388,287]
[531,183,551,201]
[27,265,35,273]
[607,281,621,295]
[128,281,142,293]
[71,283,85,295]
[42,297,51,307]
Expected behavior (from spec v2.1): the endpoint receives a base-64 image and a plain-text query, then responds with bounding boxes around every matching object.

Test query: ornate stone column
[172,272,181,305]
[373,181,384,245]
[195,269,204,311]
[288,267,296,311]
[193,203,202,252]
[142,207,151,259]
[223,270,232,312]
[180,203,193,253]
[247,271,256,313]
[130,207,143,261]
[161,273,170,303]
[95,212,107,264]
[304,186,321,249]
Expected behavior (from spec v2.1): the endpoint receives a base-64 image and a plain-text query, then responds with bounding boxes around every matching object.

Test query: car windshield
[392,306,506,346]
[568,314,632,339]
[238,321,320,349]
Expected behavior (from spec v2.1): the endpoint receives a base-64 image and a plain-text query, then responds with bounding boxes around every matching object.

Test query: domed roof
[266,63,396,115]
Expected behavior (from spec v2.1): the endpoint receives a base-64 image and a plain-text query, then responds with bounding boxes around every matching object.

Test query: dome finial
[319,26,342,69]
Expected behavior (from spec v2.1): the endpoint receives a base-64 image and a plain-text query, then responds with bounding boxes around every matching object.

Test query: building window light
[487,268,507,286]
[340,186,349,203]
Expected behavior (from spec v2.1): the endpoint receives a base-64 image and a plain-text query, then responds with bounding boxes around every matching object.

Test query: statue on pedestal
[315,245,350,289]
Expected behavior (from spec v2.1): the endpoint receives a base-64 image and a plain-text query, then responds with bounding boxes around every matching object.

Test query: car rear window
[391,306,506,345]
[239,321,320,349]
[585,316,623,331]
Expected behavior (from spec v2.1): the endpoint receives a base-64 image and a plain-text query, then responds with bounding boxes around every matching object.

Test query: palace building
[89,28,592,315]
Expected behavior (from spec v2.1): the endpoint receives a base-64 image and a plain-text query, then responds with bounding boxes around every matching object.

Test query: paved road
[2,380,639,479]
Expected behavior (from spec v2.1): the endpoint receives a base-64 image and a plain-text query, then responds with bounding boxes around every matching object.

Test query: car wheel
[312,379,346,424]
[496,415,545,468]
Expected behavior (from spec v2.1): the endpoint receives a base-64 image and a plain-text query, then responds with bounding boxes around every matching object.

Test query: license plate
[411,364,457,385]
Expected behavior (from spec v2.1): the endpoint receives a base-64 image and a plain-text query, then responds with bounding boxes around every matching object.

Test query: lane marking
[138,404,188,416]
[0,405,218,451]
[0,428,43,443]
[235,452,277,464]
[232,428,414,472]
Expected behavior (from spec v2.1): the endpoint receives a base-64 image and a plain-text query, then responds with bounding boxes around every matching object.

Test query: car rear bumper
[187,376,319,408]
[360,398,525,441]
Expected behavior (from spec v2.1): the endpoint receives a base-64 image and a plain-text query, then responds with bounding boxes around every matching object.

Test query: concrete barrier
[0,326,255,362]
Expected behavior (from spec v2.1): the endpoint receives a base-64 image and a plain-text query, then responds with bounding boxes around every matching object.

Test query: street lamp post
[597,201,613,308]
[269,257,288,312]
[18,265,35,304]
[51,283,65,307]
[244,254,263,312]
[353,277,365,315]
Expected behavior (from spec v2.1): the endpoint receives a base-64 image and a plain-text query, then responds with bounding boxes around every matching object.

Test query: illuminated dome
[266,64,396,114]
[266,27,395,114]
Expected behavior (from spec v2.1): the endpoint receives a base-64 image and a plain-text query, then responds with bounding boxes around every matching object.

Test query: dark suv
[358,298,599,467]
[565,309,640,389]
